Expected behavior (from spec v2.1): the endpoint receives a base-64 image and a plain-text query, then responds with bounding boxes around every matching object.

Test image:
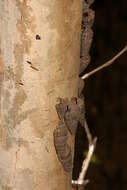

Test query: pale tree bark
[0,1,82,190]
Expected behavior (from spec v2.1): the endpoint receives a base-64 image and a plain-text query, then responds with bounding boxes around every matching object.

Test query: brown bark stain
[12,0,37,128]
[16,0,36,50]
[0,55,4,75]
[2,1,36,148]
[8,1,43,140]
[0,54,4,108]
[4,2,37,187]
[0,184,13,190]
[0,53,4,122]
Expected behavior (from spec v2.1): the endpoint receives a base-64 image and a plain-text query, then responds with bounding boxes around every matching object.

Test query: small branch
[78,137,97,183]
[81,45,127,80]
[84,120,92,144]
[72,121,97,188]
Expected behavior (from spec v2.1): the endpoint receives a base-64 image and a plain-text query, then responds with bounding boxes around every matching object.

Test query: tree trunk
[0,1,82,190]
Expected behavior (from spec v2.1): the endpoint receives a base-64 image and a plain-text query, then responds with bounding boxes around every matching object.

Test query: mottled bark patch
[0,55,4,74]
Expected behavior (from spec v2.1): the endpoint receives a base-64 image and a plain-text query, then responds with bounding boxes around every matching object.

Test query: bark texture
[0,0,82,190]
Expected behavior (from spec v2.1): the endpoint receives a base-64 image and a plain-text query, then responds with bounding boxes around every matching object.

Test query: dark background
[73,0,127,190]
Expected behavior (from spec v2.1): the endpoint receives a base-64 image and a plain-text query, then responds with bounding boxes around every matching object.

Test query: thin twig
[78,137,97,183]
[84,120,92,144]
[72,121,97,188]
[81,45,127,80]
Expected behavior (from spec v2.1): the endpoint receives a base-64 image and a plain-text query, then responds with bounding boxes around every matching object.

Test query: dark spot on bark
[36,35,41,40]
[26,60,39,71]
[26,60,32,64]
[19,82,24,85]
[30,65,39,71]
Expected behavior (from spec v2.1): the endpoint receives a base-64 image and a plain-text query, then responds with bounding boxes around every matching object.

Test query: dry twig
[81,45,127,80]
[72,121,97,189]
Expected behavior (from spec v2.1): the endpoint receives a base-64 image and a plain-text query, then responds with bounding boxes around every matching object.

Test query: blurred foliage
[83,151,101,165]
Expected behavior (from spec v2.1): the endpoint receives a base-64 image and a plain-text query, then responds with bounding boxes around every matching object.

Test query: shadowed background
[73,0,127,190]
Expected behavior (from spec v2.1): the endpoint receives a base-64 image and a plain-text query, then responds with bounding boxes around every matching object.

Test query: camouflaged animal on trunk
[78,0,95,98]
